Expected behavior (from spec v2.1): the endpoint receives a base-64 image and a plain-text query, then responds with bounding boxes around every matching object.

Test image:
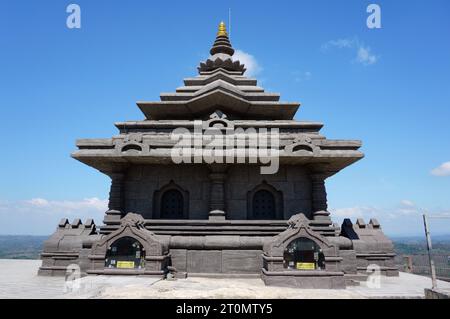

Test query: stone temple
[39,22,398,288]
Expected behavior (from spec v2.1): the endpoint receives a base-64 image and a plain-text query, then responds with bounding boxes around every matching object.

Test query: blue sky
[0,0,449,236]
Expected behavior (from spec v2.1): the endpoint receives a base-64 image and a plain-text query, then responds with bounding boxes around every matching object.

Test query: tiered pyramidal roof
[73,22,363,177]
[137,22,299,120]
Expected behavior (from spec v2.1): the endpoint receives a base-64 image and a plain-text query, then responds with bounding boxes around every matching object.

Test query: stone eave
[114,120,324,131]
[71,148,363,177]
[160,91,280,102]
[198,67,244,76]
[176,79,280,102]
[318,139,362,150]
[137,91,299,120]
[75,138,114,149]
[176,85,265,93]
[183,70,258,86]
[74,136,361,153]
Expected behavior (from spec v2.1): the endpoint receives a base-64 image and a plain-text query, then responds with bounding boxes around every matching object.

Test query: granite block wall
[123,164,313,220]
[170,248,263,274]
[124,164,210,219]
[226,165,312,219]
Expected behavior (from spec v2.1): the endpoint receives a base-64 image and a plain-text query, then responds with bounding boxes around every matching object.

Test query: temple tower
[40,23,398,286]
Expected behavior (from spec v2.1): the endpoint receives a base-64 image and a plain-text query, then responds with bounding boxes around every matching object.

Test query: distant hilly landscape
[1,234,449,260]
[0,235,48,259]
[391,235,450,255]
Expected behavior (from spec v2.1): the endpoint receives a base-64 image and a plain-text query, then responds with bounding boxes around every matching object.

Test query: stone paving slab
[348,272,450,299]
[1,259,449,299]
[0,260,63,299]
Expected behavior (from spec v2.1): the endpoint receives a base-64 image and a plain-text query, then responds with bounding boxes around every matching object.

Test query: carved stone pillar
[208,165,227,220]
[308,167,336,236]
[108,172,125,212]
[103,172,125,226]
[310,173,328,212]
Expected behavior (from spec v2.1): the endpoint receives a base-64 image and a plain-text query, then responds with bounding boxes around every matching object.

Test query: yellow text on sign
[296,262,315,270]
[117,261,135,269]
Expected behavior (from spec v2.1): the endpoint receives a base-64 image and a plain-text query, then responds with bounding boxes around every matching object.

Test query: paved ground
[1,259,450,299]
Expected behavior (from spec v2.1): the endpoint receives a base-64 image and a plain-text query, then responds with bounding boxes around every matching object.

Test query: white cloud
[330,200,450,236]
[331,201,420,221]
[400,199,415,207]
[397,200,418,216]
[0,198,107,235]
[27,198,49,207]
[331,206,377,218]
[322,38,354,50]
[233,49,262,77]
[356,46,377,65]
[431,161,450,176]
[322,37,378,66]
[25,197,107,213]
[293,71,312,82]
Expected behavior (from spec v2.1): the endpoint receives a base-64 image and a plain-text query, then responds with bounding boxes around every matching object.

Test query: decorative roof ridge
[159,80,281,103]
[198,22,246,75]
[183,71,258,87]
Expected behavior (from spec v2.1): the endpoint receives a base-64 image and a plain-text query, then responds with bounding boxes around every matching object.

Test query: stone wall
[124,164,211,219]
[123,164,313,220]
[225,165,312,220]
[170,249,262,274]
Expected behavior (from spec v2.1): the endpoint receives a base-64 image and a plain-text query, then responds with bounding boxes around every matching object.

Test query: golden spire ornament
[217,21,228,37]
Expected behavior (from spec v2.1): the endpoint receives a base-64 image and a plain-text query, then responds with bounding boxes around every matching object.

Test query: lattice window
[161,189,184,219]
[283,237,325,270]
[105,236,145,269]
[252,189,276,219]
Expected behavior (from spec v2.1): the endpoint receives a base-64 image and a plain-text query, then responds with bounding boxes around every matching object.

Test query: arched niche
[202,110,234,131]
[283,237,325,270]
[247,181,283,220]
[292,144,313,153]
[121,144,143,153]
[284,136,319,156]
[261,213,345,288]
[88,213,170,276]
[115,133,147,156]
[264,214,335,258]
[153,181,189,219]
[105,236,145,269]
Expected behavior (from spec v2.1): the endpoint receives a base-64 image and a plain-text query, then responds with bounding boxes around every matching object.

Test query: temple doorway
[105,236,145,269]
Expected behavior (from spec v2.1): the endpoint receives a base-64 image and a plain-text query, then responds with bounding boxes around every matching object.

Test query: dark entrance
[105,237,145,269]
[161,189,184,219]
[283,238,325,270]
[252,189,276,219]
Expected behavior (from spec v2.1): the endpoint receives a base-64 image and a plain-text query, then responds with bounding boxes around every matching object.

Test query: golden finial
[217,21,228,37]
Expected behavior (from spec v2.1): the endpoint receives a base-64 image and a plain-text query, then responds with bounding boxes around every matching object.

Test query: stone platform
[425,288,450,299]
[1,259,450,299]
